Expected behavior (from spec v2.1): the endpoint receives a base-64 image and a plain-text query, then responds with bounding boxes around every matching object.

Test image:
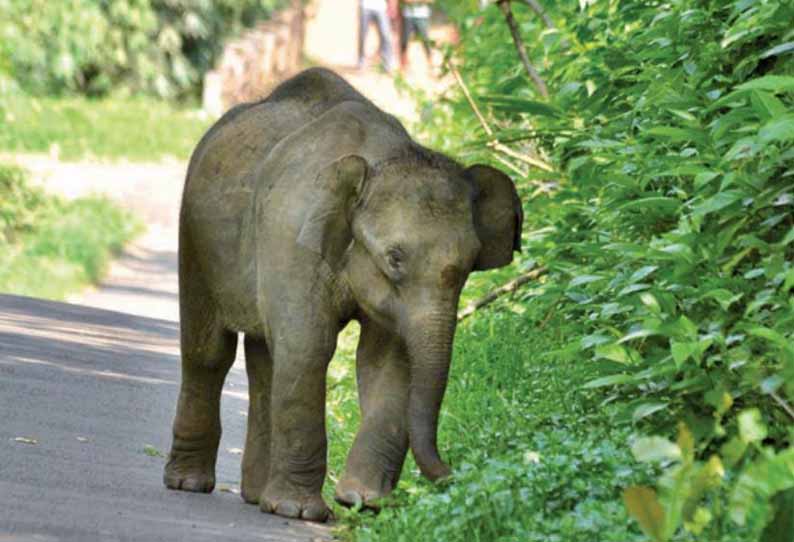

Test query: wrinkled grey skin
[164,68,523,522]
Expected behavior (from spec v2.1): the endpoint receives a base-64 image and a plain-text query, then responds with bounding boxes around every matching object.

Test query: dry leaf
[217,484,240,494]
[624,485,666,542]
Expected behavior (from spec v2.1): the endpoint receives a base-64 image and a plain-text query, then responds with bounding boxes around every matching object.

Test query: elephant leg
[336,317,409,509]
[163,278,237,493]
[259,323,337,522]
[241,335,273,504]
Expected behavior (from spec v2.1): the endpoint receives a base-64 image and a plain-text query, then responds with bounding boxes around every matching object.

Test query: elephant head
[297,147,522,481]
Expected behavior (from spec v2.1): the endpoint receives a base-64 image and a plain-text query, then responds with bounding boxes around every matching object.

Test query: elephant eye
[386,247,405,272]
[386,248,403,270]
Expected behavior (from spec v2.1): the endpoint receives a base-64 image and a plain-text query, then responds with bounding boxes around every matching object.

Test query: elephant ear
[297,155,369,270]
[466,164,523,271]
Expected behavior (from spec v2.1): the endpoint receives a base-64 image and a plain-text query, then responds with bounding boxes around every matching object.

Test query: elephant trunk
[406,310,457,481]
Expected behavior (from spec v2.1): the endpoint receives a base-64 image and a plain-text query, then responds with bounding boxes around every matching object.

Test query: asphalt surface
[0,294,331,542]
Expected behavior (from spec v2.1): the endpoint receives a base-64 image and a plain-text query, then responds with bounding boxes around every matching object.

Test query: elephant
[164,67,523,522]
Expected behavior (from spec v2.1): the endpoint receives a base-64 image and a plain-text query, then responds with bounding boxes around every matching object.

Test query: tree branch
[496,0,549,99]
[458,267,547,321]
[771,390,794,423]
[448,63,554,172]
[521,0,555,30]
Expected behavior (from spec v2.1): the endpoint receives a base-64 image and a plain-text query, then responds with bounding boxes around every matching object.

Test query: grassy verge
[326,293,761,541]
[0,164,142,299]
[0,95,211,161]
[324,296,647,541]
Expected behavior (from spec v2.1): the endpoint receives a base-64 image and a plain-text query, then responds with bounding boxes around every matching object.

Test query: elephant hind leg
[241,335,273,504]
[164,250,237,493]
[336,317,409,509]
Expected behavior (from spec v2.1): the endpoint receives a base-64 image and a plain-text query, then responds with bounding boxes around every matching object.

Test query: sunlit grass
[323,290,659,541]
[0,164,142,299]
[0,95,211,161]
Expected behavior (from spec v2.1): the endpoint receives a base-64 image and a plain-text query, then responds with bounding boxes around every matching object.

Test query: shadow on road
[0,294,330,542]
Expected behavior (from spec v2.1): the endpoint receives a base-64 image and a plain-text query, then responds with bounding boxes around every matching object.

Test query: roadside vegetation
[0,164,141,299]
[0,94,211,162]
[0,0,285,99]
[330,1,794,541]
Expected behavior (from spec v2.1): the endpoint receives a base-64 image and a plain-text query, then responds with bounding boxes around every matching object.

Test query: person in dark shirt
[399,0,433,71]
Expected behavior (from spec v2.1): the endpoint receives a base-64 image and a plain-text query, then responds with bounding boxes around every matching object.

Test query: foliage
[0,95,211,161]
[329,303,667,541]
[0,164,141,299]
[0,0,284,98]
[395,0,794,539]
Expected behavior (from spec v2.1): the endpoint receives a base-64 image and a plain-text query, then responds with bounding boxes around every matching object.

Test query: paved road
[0,294,331,542]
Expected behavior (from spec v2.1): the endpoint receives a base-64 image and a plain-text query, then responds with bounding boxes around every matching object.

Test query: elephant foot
[163,448,216,493]
[334,474,391,510]
[240,473,265,505]
[259,483,330,522]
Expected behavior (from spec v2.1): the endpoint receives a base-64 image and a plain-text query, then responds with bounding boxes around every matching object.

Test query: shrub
[0,0,285,99]
[0,164,141,298]
[409,0,794,539]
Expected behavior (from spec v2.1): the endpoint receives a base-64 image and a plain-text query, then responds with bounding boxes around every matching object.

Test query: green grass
[0,164,142,299]
[325,293,760,541]
[323,295,649,541]
[0,95,211,161]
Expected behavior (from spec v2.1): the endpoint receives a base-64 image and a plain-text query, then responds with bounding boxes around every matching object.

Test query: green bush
[0,0,284,99]
[0,164,141,298]
[396,0,794,539]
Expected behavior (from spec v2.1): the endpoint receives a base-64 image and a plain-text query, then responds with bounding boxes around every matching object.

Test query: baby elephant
[164,67,522,521]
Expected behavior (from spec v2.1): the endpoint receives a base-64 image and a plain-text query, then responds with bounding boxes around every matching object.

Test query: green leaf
[629,266,659,283]
[480,95,562,117]
[748,326,794,360]
[582,373,634,389]
[624,486,668,542]
[737,76,794,92]
[760,42,794,59]
[646,126,707,144]
[632,436,682,463]
[581,333,611,349]
[779,228,794,248]
[595,343,633,364]
[671,340,698,368]
[759,115,794,144]
[569,274,605,287]
[701,288,742,311]
[692,190,744,217]
[618,328,657,344]
[694,171,720,189]
[620,197,681,213]
[633,402,669,422]
[750,91,788,119]
[640,292,662,315]
[737,408,767,444]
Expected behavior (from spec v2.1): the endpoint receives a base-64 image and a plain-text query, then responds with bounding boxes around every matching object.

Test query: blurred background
[0,0,454,311]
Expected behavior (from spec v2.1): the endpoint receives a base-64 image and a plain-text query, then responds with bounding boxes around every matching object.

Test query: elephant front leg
[259,331,337,522]
[336,318,409,509]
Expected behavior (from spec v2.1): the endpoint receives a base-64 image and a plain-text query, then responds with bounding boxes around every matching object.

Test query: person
[400,0,434,71]
[358,0,395,72]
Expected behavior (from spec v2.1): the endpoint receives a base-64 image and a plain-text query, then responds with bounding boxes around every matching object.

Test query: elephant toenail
[275,501,301,518]
[339,490,362,507]
[302,504,329,522]
[260,499,275,513]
